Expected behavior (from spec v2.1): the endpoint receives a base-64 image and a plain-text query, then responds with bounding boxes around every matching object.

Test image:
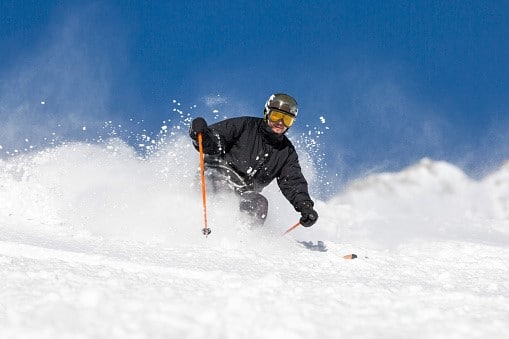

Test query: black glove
[190,117,208,137]
[297,201,318,227]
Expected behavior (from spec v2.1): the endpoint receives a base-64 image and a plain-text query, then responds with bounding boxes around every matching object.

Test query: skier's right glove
[297,201,318,227]
[190,117,208,138]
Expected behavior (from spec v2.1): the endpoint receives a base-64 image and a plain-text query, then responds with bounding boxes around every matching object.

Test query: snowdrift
[2,138,508,246]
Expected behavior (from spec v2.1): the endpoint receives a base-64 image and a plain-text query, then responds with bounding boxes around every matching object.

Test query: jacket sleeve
[189,118,245,155]
[277,147,314,211]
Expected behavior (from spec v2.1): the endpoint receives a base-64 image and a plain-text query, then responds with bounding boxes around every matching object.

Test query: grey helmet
[264,93,298,117]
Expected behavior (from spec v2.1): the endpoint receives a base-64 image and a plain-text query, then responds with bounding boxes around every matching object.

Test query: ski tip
[343,253,358,260]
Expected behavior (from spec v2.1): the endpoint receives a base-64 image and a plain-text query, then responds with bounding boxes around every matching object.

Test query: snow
[1,137,508,339]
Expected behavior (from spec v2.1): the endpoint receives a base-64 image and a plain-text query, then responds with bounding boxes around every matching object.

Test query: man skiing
[189,93,318,228]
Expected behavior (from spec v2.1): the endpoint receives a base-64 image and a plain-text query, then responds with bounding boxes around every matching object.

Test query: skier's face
[267,119,288,134]
[266,109,294,134]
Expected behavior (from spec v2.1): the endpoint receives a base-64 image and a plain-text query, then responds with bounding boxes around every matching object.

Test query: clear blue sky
[1,1,508,186]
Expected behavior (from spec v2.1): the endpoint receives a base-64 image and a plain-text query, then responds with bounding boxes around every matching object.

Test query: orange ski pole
[197,133,211,236]
[282,221,301,236]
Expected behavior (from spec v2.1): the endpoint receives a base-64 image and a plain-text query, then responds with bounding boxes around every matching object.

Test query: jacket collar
[259,119,286,145]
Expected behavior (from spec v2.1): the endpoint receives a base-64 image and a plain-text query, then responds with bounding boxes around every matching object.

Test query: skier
[189,93,318,228]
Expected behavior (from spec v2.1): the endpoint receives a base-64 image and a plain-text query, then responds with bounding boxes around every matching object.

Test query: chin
[272,128,285,134]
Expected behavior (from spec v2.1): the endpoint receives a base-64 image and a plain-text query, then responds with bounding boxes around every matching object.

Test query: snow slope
[1,138,508,339]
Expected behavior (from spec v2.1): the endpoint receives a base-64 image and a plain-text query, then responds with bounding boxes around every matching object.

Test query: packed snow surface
[1,137,508,339]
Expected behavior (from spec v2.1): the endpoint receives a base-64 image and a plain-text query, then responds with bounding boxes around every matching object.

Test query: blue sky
[1,1,508,186]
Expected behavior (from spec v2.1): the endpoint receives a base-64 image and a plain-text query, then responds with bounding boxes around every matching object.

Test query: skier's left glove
[297,201,318,227]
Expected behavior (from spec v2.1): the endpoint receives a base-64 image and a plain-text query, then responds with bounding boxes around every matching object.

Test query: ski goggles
[267,109,296,128]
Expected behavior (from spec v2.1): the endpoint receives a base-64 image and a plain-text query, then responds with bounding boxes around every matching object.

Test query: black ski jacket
[190,117,313,211]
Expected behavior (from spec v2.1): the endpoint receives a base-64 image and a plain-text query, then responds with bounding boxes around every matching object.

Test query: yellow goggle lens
[268,110,295,127]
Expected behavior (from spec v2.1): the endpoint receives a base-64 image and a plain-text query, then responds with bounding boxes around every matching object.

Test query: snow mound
[311,158,509,248]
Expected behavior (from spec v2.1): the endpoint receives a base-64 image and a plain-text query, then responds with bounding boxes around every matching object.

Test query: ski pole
[197,132,211,237]
[282,221,301,236]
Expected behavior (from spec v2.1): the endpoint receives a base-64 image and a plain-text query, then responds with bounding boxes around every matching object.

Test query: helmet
[264,93,298,117]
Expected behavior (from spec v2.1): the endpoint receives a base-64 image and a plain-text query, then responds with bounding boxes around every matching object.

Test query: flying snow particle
[205,95,227,106]
[82,126,87,131]
[320,116,325,124]
[40,101,45,105]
